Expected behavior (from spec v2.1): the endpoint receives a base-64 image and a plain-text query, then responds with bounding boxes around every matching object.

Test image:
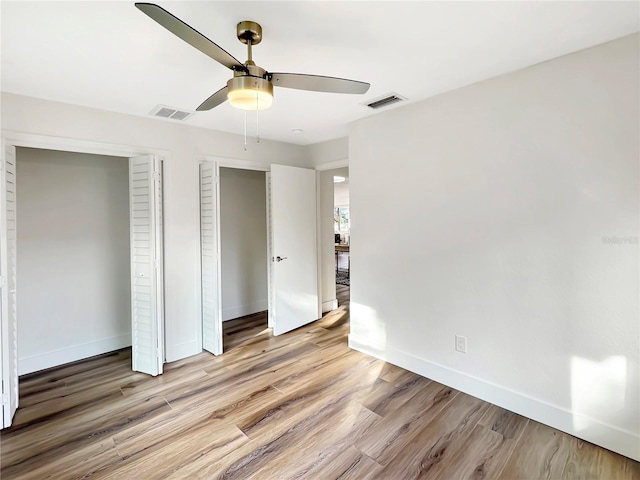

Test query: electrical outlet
[455,335,467,354]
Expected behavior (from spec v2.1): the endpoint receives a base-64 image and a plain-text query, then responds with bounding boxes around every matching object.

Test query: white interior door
[129,155,164,376]
[200,162,222,355]
[270,164,319,336]
[0,141,19,427]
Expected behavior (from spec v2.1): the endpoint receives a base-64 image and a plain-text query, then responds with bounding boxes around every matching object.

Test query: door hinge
[154,259,159,270]
[0,276,6,288]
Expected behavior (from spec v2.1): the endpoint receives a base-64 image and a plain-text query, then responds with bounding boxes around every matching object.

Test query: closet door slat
[129,155,164,376]
[200,162,221,355]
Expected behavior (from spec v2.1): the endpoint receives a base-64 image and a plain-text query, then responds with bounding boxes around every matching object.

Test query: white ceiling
[1,1,638,145]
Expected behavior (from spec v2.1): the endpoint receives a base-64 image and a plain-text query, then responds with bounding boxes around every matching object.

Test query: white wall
[2,93,308,362]
[220,168,268,321]
[307,137,348,169]
[332,166,350,208]
[348,34,639,461]
[334,182,350,207]
[16,148,131,374]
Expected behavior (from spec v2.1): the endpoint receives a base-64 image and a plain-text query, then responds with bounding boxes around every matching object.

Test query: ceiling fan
[135,3,371,112]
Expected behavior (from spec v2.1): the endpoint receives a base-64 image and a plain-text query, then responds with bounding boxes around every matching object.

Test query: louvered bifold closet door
[1,142,19,427]
[129,155,164,376]
[200,162,221,354]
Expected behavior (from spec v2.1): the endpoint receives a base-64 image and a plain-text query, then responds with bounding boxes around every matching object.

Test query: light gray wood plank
[2,287,636,479]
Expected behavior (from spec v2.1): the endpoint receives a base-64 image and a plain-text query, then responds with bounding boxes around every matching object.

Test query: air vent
[149,104,194,121]
[364,92,407,110]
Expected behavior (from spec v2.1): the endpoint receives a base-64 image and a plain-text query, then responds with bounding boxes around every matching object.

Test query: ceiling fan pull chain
[256,94,261,144]
[244,111,248,151]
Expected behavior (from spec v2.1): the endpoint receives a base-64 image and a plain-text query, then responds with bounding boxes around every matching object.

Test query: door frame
[315,159,349,313]
[195,155,271,354]
[0,130,170,380]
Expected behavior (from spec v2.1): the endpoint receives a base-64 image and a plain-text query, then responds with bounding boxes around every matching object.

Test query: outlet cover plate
[455,335,467,354]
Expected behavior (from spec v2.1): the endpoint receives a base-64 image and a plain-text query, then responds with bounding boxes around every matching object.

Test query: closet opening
[1,140,165,428]
[219,167,269,352]
[16,147,133,376]
[199,163,269,355]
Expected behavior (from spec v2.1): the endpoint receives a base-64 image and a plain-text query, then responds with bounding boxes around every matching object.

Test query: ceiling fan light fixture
[227,76,273,111]
[136,4,370,117]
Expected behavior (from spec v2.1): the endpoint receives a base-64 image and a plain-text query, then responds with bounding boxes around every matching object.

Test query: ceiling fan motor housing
[227,63,273,110]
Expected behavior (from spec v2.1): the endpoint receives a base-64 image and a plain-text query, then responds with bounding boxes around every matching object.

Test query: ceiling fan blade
[268,73,370,94]
[196,86,228,111]
[135,3,245,72]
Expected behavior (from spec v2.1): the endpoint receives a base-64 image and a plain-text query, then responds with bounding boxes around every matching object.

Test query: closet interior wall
[16,147,131,375]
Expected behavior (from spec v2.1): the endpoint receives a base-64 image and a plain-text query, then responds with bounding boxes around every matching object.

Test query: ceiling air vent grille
[364,92,407,110]
[149,104,193,121]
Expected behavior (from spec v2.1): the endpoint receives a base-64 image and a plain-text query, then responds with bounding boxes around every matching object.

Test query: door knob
[275,256,287,262]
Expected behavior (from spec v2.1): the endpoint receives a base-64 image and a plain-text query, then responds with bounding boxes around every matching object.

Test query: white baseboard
[322,299,338,313]
[222,300,268,322]
[19,334,131,375]
[348,335,640,462]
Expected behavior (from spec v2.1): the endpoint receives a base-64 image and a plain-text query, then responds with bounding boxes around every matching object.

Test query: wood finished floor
[2,285,638,479]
